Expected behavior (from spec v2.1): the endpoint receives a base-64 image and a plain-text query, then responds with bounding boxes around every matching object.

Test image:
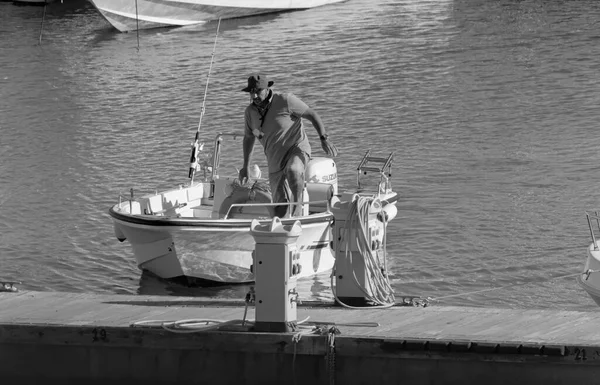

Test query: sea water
[1,0,600,311]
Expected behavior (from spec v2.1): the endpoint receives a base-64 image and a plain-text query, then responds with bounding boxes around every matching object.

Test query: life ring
[218,183,274,219]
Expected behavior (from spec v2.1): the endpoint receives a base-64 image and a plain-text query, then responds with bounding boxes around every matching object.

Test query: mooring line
[134,0,140,50]
[38,0,47,45]
[429,270,584,302]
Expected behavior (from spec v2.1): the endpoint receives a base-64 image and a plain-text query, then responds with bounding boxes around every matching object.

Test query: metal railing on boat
[585,210,600,250]
[355,150,394,197]
[223,199,332,219]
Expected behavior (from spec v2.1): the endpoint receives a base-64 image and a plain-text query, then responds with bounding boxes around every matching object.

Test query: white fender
[378,202,398,222]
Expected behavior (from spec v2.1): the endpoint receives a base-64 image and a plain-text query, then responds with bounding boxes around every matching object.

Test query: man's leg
[269,150,307,218]
[269,170,288,218]
[283,153,306,217]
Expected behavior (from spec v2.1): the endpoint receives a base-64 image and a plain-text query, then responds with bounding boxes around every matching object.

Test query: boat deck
[1,290,599,384]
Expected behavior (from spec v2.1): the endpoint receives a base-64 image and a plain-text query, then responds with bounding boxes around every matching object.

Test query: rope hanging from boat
[189,18,221,183]
[332,196,396,308]
[38,0,47,45]
[134,0,140,50]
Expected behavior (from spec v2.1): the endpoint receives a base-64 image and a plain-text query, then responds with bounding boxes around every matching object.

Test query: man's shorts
[269,146,309,216]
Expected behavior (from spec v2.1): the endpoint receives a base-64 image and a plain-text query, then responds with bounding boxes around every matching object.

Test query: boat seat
[145,195,163,215]
[190,204,213,218]
[186,184,206,202]
[162,189,187,208]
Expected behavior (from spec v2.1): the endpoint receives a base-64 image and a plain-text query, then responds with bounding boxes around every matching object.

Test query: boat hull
[108,145,398,285]
[88,0,346,32]
[578,242,600,306]
[111,210,334,283]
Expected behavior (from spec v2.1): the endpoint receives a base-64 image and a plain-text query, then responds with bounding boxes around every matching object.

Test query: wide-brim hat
[242,74,274,92]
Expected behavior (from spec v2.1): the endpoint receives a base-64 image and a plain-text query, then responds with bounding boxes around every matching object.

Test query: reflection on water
[136,270,333,303]
[137,271,251,298]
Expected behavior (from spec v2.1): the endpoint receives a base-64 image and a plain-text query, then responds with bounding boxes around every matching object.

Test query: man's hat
[242,74,274,92]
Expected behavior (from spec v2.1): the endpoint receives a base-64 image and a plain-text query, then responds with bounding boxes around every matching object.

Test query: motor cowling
[306,157,338,194]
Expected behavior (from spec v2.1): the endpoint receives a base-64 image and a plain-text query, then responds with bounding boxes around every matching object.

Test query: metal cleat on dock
[394,296,430,307]
[1,281,21,293]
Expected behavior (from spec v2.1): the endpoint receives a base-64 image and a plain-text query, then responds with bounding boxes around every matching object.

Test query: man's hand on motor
[320,138,339,157]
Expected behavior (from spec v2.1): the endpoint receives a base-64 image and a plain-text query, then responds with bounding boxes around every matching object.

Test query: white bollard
[249,217,302,332]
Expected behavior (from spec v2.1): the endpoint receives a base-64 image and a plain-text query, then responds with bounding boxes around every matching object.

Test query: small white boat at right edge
[88,0,346,32]
[577,211,600,305]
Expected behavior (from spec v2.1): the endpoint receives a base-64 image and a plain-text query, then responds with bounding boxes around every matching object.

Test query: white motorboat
[88,0,346,32]
[109,132,398,285]
[578,211,600,305]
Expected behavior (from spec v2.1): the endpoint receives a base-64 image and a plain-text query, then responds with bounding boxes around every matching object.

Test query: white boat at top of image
[88,0,346,32]
[12,0,53,5]
[108,132,398,285]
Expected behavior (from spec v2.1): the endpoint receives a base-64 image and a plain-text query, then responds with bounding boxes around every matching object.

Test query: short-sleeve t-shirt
[244,92,312,174]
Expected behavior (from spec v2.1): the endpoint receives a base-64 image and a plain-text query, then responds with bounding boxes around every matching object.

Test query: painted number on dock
[92,328,108,342]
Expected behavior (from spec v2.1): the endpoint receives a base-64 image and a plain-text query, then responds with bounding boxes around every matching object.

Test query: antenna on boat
[188,17,221,184]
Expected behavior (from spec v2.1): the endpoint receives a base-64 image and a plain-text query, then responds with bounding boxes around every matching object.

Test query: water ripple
[1,0,600,310]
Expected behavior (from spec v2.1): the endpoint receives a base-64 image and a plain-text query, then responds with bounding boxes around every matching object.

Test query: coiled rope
[331,195,395,308]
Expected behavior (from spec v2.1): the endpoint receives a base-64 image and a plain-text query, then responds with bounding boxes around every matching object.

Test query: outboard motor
[306,157,338,193]
[305,157,338,213]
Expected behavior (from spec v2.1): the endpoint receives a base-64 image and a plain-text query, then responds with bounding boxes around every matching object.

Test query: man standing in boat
[239,74,338,217]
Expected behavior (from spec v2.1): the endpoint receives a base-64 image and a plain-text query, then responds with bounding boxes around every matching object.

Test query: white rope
[331,196,395,308]
[130,318,253,333]
[430,270,585,302]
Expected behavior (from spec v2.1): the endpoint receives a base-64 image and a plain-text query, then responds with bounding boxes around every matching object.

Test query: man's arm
[240,108,257,183]
[239,134,256,184]
[242,134,256,169]
[301,108,338,157]
[301,108,326,138]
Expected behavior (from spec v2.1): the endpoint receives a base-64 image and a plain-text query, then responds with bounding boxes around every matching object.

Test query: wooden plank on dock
[2,291,600,385]
[4,291,600,346]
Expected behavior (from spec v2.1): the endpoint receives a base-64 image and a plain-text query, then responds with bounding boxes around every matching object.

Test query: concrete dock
[1,289,599,384]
